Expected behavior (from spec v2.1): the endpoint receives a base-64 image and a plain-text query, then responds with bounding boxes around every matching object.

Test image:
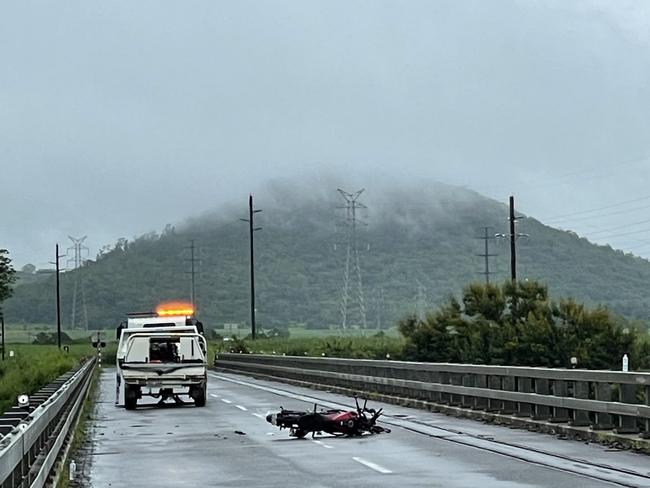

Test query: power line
[337,188,367,330]
[539,194,650,223]
[581,217,650,237]
[477,154,650,195]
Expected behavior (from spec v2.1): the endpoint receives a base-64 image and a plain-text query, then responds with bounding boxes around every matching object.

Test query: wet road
[88,369,650,487]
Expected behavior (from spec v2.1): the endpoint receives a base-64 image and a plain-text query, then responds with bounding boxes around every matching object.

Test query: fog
[2,1,650,266]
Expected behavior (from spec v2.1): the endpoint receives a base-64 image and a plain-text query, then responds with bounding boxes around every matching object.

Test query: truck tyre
[125,385,138,410]
[192,384,206,407]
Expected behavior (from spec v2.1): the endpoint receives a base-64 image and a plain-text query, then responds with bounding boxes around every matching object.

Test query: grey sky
[2,1,650,266]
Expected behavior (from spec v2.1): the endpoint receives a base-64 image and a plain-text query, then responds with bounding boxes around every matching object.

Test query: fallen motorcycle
[266,398,391,438]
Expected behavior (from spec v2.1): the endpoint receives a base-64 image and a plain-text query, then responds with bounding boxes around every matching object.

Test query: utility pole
[1,310,5,360]
[496,196,528,282]
[337,188,368,330]
[240,195,262,340]
[55,243,62,349]
[477,226,497,284]
[509,196,517,282]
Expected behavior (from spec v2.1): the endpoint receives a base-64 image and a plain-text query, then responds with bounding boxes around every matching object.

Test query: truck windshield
[149,337,180,363]
[124,335,205,364]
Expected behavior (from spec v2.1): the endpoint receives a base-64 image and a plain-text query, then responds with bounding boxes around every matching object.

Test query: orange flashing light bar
[155,301,194,317]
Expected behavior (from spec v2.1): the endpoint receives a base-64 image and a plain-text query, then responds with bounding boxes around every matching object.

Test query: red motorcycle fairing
[327,411,357,423]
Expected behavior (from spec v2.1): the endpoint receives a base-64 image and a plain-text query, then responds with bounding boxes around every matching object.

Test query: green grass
[210,326,400,339]
[56,368,100,488]
[0,344,94,413]
[211,334,404,360]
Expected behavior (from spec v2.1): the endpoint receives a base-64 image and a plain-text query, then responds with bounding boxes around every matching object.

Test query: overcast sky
[2,0,650,267]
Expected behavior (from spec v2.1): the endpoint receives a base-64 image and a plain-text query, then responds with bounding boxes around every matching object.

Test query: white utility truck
[115,304,208,410]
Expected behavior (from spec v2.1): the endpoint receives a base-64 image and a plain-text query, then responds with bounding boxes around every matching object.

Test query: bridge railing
[215,353,650,438]
[0,357,95,488]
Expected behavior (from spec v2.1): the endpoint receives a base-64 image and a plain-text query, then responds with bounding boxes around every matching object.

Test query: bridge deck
[87,370,650,488]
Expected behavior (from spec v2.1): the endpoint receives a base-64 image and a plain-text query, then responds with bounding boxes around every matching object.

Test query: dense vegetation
[398,281,650,370]
[0,248,16,307]
[0,345,92,413]
[5,183,650,330]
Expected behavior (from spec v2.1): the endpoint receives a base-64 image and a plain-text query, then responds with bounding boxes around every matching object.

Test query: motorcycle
[266,397,391,438]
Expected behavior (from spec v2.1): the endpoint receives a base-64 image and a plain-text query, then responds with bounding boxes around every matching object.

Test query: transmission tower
[185,239,201,313]
[67,236,89,331]
[373,287,385,330]
[337,188,367,330]
[477,227,497,284]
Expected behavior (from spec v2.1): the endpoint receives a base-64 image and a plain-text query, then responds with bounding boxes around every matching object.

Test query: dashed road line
[312,439,333,449]
[252,413,265,420]
[235,405,248,411]
[352,457,392,474]
[221,398,232,404]
[210,393,219,398]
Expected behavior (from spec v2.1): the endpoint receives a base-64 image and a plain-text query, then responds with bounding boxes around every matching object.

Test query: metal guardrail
[0,358,96,488]
[215,354,650,438]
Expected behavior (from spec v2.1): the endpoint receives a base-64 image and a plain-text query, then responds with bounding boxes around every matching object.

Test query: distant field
[3,324,108,344]
[212,326,400,339]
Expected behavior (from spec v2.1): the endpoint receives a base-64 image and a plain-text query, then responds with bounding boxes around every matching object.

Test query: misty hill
[6,182,650,330]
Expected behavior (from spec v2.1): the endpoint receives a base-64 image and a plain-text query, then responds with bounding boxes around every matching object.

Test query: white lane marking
[352,457,392,474]
[210,393,219,398]
[312,439,333,449]
[221,398,232,404]
[235,405,248,411]
[252,413,265,419]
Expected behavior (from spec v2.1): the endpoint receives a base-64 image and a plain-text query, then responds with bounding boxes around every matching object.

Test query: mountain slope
[6,182,650,329]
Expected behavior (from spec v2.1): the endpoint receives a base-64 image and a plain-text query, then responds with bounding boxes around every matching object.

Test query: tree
[0,249,17,304]
[21,263,36,274]
[399,280,645,370]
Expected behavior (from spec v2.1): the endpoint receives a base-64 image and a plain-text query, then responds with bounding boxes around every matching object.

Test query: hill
[5,182,650,330]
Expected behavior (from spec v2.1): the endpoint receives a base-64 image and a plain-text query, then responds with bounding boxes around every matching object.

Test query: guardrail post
[487,376,502,412]
[516,377,532,417]
[474,374,488,410]
[501,376,516,414]
[615,383,639,434]
[449,373,463,406]
[439,372,451,405]
[593,383,614,430]
[461,375,474,408]
[426,371,440,403]
[533,378,550,420]
[550,380,571,423]
[641,385,650,439]
[571,381,591,427]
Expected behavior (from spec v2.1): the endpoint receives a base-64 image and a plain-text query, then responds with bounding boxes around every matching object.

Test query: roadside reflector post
[69,460,76,480]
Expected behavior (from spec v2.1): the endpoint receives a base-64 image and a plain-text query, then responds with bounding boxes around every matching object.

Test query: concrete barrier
[215,353,650,450]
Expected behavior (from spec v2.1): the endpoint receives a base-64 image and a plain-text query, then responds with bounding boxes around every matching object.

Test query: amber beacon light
[155,301,195,317]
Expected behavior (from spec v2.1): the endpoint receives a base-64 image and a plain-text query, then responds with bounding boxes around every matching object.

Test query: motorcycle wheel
[292,429,308,438]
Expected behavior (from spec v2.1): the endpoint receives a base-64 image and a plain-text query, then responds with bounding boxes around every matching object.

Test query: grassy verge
[211,334,404,360]
[56,368,99,488]
[0,344,93,413]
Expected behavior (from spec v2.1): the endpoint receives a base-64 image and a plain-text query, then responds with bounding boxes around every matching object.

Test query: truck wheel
[125,385,138,410]
[192,384,206,407]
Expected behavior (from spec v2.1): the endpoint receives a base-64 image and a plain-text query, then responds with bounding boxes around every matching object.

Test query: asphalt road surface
[88,369,650,487]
